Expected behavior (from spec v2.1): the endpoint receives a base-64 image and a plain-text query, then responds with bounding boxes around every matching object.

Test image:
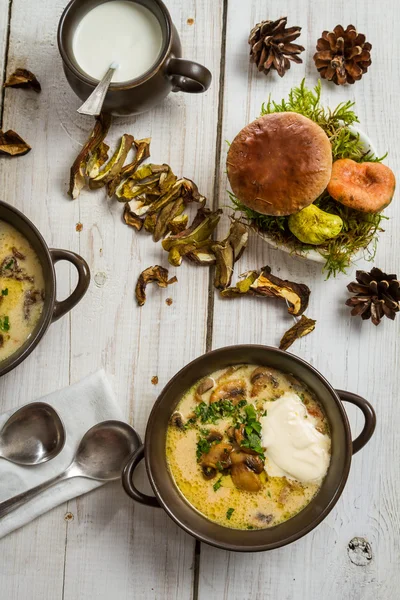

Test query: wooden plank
[0,1,74,599]
[0,0,9,105]
[61,2,223,600]
[198,0,400,599]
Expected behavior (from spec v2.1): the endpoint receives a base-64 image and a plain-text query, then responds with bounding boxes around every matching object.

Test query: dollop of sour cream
[260,391,330,483]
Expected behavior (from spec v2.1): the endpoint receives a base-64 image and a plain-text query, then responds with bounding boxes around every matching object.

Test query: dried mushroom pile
[68,115,317,350]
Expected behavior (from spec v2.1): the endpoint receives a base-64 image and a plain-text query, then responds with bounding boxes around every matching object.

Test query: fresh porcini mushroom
[250,367,279,397]
[200,442,233,479]
[195,377,215,402]
[170,412,185,429]
[209,379,247,405]
[230,452,262,492]
[227,112,332,216]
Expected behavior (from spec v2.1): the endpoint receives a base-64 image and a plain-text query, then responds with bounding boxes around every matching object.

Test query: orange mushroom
[327,159,396,213]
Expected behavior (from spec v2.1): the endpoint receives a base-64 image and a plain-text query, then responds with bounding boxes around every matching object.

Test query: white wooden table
[0,0,399,598]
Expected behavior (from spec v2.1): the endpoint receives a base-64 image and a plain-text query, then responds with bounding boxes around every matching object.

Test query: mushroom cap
[327,159,396,213]
[227,112,333,216]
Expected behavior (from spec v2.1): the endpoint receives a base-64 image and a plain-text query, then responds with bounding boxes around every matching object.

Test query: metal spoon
[0,402,66,466]
[0,420,141,519]
[77,62,119,116]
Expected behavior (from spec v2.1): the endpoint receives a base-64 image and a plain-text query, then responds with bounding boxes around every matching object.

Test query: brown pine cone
[314,24,372,85]
[346,268,400,325]
[248,17,304,77]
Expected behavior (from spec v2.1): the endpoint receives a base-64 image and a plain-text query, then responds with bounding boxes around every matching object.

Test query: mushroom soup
[0,221,45,362]
[166,365,331,530]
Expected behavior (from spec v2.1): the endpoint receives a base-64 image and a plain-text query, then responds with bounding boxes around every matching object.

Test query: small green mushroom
[288,204,343,245]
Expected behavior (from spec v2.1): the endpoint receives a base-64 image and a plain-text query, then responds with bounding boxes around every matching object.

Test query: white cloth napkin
[0,370,124,539]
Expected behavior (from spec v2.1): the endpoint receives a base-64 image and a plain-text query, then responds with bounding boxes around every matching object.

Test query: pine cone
[346,268,400,326]
[313,25,372,85]
[248,17,304,77]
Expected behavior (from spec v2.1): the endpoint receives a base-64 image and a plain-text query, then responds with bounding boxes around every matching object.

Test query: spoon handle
[0,468,73,519]
[77,65,116,116]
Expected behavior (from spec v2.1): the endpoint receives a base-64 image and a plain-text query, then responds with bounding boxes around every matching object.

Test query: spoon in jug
[0,420,141,519]
[0,403,66,466]
[77,61,119,116]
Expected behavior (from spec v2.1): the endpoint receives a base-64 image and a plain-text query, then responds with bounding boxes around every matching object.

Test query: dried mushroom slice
[123,203,143,231]
[85,142,110,178]
[153,197,185,242]
[116,164,171,201]
[143,213,157,233]
[89,133,134,189]
[185,247,216,265]
[211,220,248,290]
[135,265,177,306]
[212,241,234,290]
[226,220,249,262]
[0,130,31,156]
[4,68,41,92]
[108,137,151,197]
[220,271,258,297]
[162,208,221,267]
[250,266,310,315]
[167,214,189,235]
[279,315,316,351]
[68,113,111,199]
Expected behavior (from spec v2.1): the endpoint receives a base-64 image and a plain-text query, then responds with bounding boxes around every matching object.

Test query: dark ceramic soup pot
[0,200,90,377]
[58,0,212,116]
[122,345,376,552]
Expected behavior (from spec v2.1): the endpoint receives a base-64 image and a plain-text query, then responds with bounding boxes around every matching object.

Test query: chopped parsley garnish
[1,288,8,296]
[267,490,271,498]
[196,437,211,462]
[226,508,234,520]
[213,477,223,492]
[240,404,265,458]
[5,259,14,270]
[246,525,254,530]
[194,399,247,425]
[0,316,10,332]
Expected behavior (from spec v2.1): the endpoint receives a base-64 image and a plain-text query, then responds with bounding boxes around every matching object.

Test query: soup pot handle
[50,249,91,322]
[167,58,212,94]
[336,390,376,454]
[122,445,160,507]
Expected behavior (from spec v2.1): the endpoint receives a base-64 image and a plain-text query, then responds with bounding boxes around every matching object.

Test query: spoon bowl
[72,421,141,481]
[0,402,66,466]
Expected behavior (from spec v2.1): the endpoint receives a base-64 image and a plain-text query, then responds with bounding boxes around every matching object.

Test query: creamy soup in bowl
[166,365,331,530]
[0,221,45,362]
